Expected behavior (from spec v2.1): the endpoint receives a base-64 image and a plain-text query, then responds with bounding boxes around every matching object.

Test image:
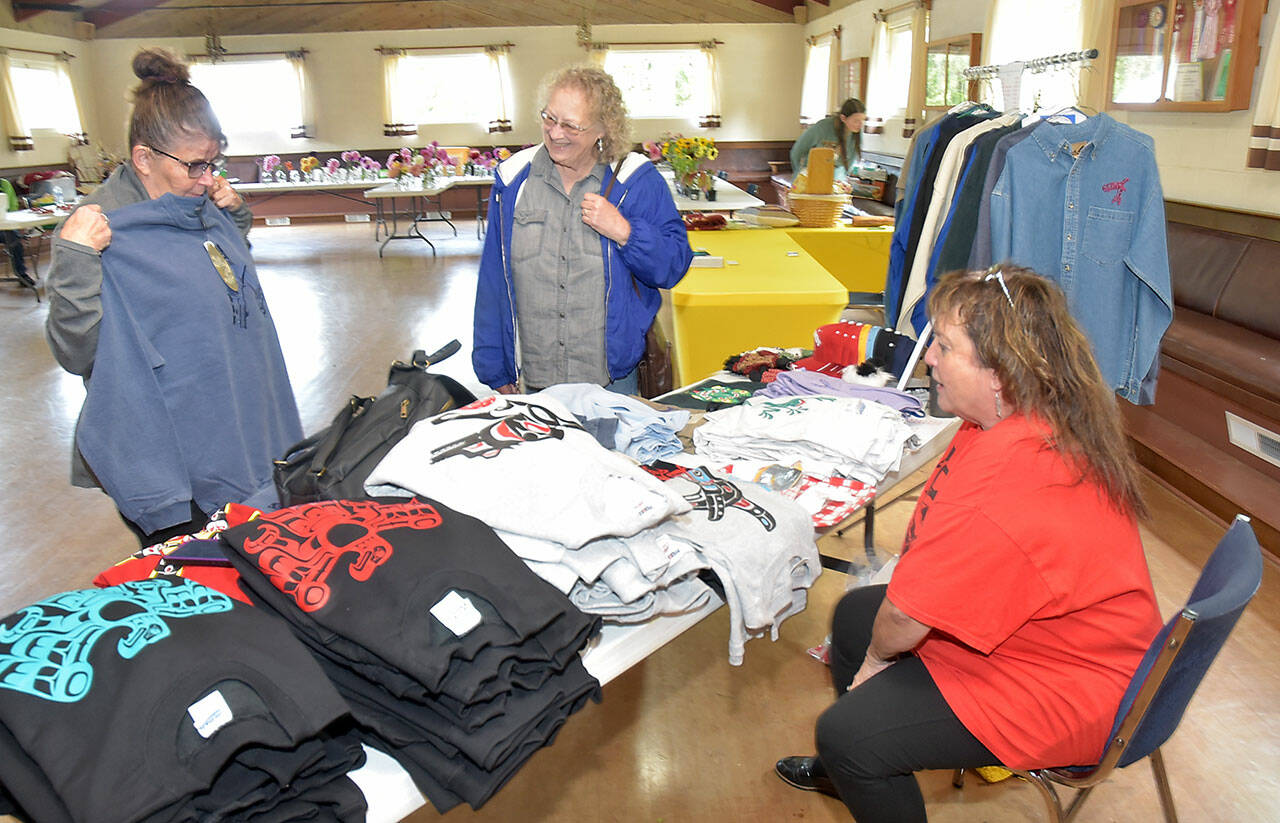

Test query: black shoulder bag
[272,340,476,507]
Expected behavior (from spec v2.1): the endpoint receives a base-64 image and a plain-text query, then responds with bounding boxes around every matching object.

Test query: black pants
[119,500,208,547]
[815,584,998,822]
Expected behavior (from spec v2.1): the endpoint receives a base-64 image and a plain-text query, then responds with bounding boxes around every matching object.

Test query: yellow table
[670,231,847,383]
[782,225,894,294]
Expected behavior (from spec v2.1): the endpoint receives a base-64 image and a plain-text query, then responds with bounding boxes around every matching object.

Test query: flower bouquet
[655,135,718,196]
[260,154,282,182]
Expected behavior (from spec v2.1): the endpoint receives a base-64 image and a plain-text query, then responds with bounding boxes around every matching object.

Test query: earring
[596,136,604,153]
[994,391,1004,419]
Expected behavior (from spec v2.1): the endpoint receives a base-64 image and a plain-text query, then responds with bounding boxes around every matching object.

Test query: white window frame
[387,49,506,127]
[800,36,835,125]
[190,55,306,145]
[6,54,82,136]
[603,46,710,121]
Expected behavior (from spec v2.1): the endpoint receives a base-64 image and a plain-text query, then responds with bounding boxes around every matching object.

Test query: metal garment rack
[962,48,1099,80]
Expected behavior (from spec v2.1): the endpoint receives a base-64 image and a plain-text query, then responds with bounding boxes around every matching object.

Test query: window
[799,37,834,124]
[391,51,496,125]
[985,0,1083,111]
[7,57,82,135]
[604,48,708,119]
[865,5,928,134]
[190,56,306,143]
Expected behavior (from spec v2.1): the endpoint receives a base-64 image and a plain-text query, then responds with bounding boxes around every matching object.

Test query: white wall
[85,23,805,159]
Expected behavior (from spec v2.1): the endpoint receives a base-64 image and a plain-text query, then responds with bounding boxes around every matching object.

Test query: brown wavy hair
[832,97,865,169]
[127,47,226,153]
[538,65,631,164]
[927,265,1146,517]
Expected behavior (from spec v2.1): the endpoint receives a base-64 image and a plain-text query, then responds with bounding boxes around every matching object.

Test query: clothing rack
[962,48,1099,80]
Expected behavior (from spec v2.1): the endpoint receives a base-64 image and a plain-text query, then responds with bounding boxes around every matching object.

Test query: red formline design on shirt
[240,499,443,612]
[1102,177,1129,206]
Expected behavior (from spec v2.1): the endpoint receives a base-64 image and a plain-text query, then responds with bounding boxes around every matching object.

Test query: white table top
[234,180,381,195]
[660,168,764,213]
[0,208,70,232]
[362,175,494,200]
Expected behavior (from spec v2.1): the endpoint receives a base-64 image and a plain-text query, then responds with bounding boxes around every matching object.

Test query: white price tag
[430,590,483,637]
[188,689,233,739]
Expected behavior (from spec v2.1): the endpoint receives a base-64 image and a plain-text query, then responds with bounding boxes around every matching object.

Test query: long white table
[661,168,765,213]
[362,176,494,256]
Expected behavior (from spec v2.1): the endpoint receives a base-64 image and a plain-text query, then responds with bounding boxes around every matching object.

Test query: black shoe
[775,756,840,799]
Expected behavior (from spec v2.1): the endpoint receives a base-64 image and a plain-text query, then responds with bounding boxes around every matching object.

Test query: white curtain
[486,44,513,133]
[863,15,890,134]
[0,51,33,151]
[902,4,929,137]
[1246,9,1280,170]
[53,56,87,144]
[288,50,312,139]
[800,34,834,125]
[698,41,722,128]
[380,48,416,137]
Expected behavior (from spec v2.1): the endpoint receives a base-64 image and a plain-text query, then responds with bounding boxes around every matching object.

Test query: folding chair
[953,514,1264,822]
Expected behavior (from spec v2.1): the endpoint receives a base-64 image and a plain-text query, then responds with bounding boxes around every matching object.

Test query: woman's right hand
[58,205,112,252]
[496,383,519,395]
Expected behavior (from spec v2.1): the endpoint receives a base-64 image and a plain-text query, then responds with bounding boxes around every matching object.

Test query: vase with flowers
[260,154,281,183]
[652,135,718,198]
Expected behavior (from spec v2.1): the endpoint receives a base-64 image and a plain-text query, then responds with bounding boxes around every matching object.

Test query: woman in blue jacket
[472,66,692,395]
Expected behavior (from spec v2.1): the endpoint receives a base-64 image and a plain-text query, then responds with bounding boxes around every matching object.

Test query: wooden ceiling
[11,0,823,38]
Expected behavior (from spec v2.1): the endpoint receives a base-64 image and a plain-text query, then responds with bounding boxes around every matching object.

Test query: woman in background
[790,97,867,181]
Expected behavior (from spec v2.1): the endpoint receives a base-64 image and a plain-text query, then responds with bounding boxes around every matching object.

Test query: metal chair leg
[1013,771,1065,823]
[951,768,966,789]
[1149,748,1179,823]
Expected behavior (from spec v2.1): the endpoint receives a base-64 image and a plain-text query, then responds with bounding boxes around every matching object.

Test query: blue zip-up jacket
[472,146,692,390]
[77,194,302,533]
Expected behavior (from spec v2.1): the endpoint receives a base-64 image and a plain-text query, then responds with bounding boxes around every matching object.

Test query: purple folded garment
[754,370,925,416]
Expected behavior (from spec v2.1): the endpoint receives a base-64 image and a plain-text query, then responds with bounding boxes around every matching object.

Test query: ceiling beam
[11,0,81,22]
[82,0,174,28]
[745,0,825,12]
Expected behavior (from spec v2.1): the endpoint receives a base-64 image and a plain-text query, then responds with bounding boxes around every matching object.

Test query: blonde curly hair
[538,65,632,164]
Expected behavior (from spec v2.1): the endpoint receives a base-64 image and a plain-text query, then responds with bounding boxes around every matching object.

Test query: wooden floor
[2,220,1277,822]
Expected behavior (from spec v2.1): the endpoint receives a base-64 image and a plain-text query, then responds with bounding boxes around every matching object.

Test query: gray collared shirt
[511,147,609,389]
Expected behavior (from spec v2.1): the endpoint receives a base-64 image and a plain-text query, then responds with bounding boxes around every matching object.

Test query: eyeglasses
[984,268,1016,309]
[539,109,593,135]
[148,146,226,179]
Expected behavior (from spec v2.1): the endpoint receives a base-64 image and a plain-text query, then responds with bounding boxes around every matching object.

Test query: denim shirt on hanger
[988,112,1172,404]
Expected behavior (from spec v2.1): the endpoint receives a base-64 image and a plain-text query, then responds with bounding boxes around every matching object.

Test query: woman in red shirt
[776,267,1162,821]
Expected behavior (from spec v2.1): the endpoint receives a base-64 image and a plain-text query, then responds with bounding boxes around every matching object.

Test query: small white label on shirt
[656,534,690,562]
[188,689,233,739]
[431,590,483,636]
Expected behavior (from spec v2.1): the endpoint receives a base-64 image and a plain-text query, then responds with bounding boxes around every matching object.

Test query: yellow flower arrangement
[654,134,718,189]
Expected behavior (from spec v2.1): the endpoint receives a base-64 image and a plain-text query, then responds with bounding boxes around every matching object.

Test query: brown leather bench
[1120,208,1280,559]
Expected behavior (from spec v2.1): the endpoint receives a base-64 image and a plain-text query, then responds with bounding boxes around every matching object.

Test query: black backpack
[272,341,476,507]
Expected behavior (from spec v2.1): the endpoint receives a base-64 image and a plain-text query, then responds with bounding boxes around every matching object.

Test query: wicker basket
[786,192,852,227]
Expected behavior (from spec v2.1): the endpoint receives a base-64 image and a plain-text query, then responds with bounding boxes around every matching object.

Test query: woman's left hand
[581,192,631,246]
[848,652,892,692]
[208,176,243,211]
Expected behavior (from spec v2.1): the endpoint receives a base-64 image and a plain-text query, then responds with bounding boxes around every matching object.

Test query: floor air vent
[1225,412,1280,469]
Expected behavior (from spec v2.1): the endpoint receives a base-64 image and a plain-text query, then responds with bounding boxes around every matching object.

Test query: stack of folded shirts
[219,497,602,812]
[692,394,917,485]
[363,394,690,547]
[640,462,823,665]
[0,577,367,823]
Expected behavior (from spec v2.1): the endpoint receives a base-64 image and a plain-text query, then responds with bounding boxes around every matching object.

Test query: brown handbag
[636,317,674,399]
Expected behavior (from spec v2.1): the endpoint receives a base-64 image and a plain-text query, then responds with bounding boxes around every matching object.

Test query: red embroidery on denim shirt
[1102,177,1130,206]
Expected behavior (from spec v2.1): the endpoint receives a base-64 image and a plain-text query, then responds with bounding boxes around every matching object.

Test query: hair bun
[132,47,190,86]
